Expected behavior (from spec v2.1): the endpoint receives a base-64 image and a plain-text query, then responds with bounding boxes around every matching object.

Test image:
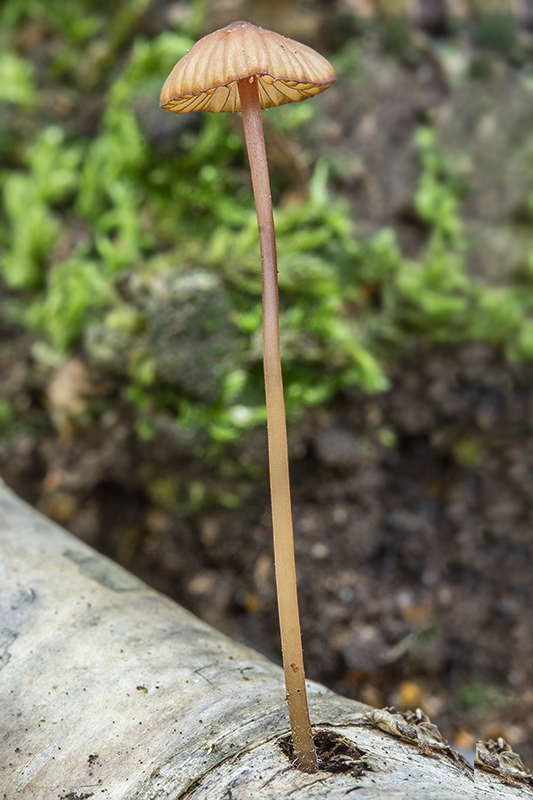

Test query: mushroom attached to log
[160,21,336,773]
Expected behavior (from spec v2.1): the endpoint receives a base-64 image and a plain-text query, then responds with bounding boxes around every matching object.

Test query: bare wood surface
[0,480,524,799]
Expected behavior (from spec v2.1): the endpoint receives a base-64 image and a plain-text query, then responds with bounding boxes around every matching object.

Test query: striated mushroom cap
[160,21,336,114]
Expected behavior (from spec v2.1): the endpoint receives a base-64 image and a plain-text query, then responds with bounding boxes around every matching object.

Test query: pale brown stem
[237,76,317,774]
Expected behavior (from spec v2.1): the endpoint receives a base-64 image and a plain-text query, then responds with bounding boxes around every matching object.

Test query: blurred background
[2,0,533,765]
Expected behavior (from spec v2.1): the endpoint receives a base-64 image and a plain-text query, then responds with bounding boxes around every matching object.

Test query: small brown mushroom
[160,21,335,113]
[160,21,335,774]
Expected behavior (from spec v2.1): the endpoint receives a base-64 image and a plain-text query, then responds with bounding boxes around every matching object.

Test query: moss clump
[2,2,533,455]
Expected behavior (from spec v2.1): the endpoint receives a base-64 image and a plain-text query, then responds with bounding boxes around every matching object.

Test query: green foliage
[0,51,35,106]
[361,127,533,360]
[457,681,519,715]
[2,2,533,455]
[28,255,112,351]
[2,127,82,288]
[147,473,241,516]
[0,399,14,433]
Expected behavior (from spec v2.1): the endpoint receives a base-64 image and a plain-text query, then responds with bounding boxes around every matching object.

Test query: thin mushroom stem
[237,75,317,774]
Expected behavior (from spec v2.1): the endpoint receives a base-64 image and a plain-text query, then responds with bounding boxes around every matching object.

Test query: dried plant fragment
[364,707,473,777]
[475,738,533,788]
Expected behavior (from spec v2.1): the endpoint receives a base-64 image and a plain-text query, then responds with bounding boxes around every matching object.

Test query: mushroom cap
[160,21,336,114]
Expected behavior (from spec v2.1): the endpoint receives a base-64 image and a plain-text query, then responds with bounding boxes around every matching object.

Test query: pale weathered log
[0,480,524,799]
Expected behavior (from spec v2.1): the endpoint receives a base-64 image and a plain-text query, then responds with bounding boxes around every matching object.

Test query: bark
[0,480,525,799]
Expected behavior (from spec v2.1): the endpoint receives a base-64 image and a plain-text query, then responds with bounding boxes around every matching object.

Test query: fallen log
[0,480,525,799]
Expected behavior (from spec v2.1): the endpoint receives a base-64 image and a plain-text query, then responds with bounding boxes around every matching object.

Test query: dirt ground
[2,333,533,765]
[2,2,533,770]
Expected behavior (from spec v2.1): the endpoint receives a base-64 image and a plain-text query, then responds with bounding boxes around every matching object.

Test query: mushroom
[160,21,336,773]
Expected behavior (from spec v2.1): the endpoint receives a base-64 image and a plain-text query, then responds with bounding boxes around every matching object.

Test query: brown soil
[2,335,533,764]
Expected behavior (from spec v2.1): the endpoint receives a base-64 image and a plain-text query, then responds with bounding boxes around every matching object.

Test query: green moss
[0,400,14,433]
[0,51,35,106]
[457,682,519,715]
[2,2,533,459]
